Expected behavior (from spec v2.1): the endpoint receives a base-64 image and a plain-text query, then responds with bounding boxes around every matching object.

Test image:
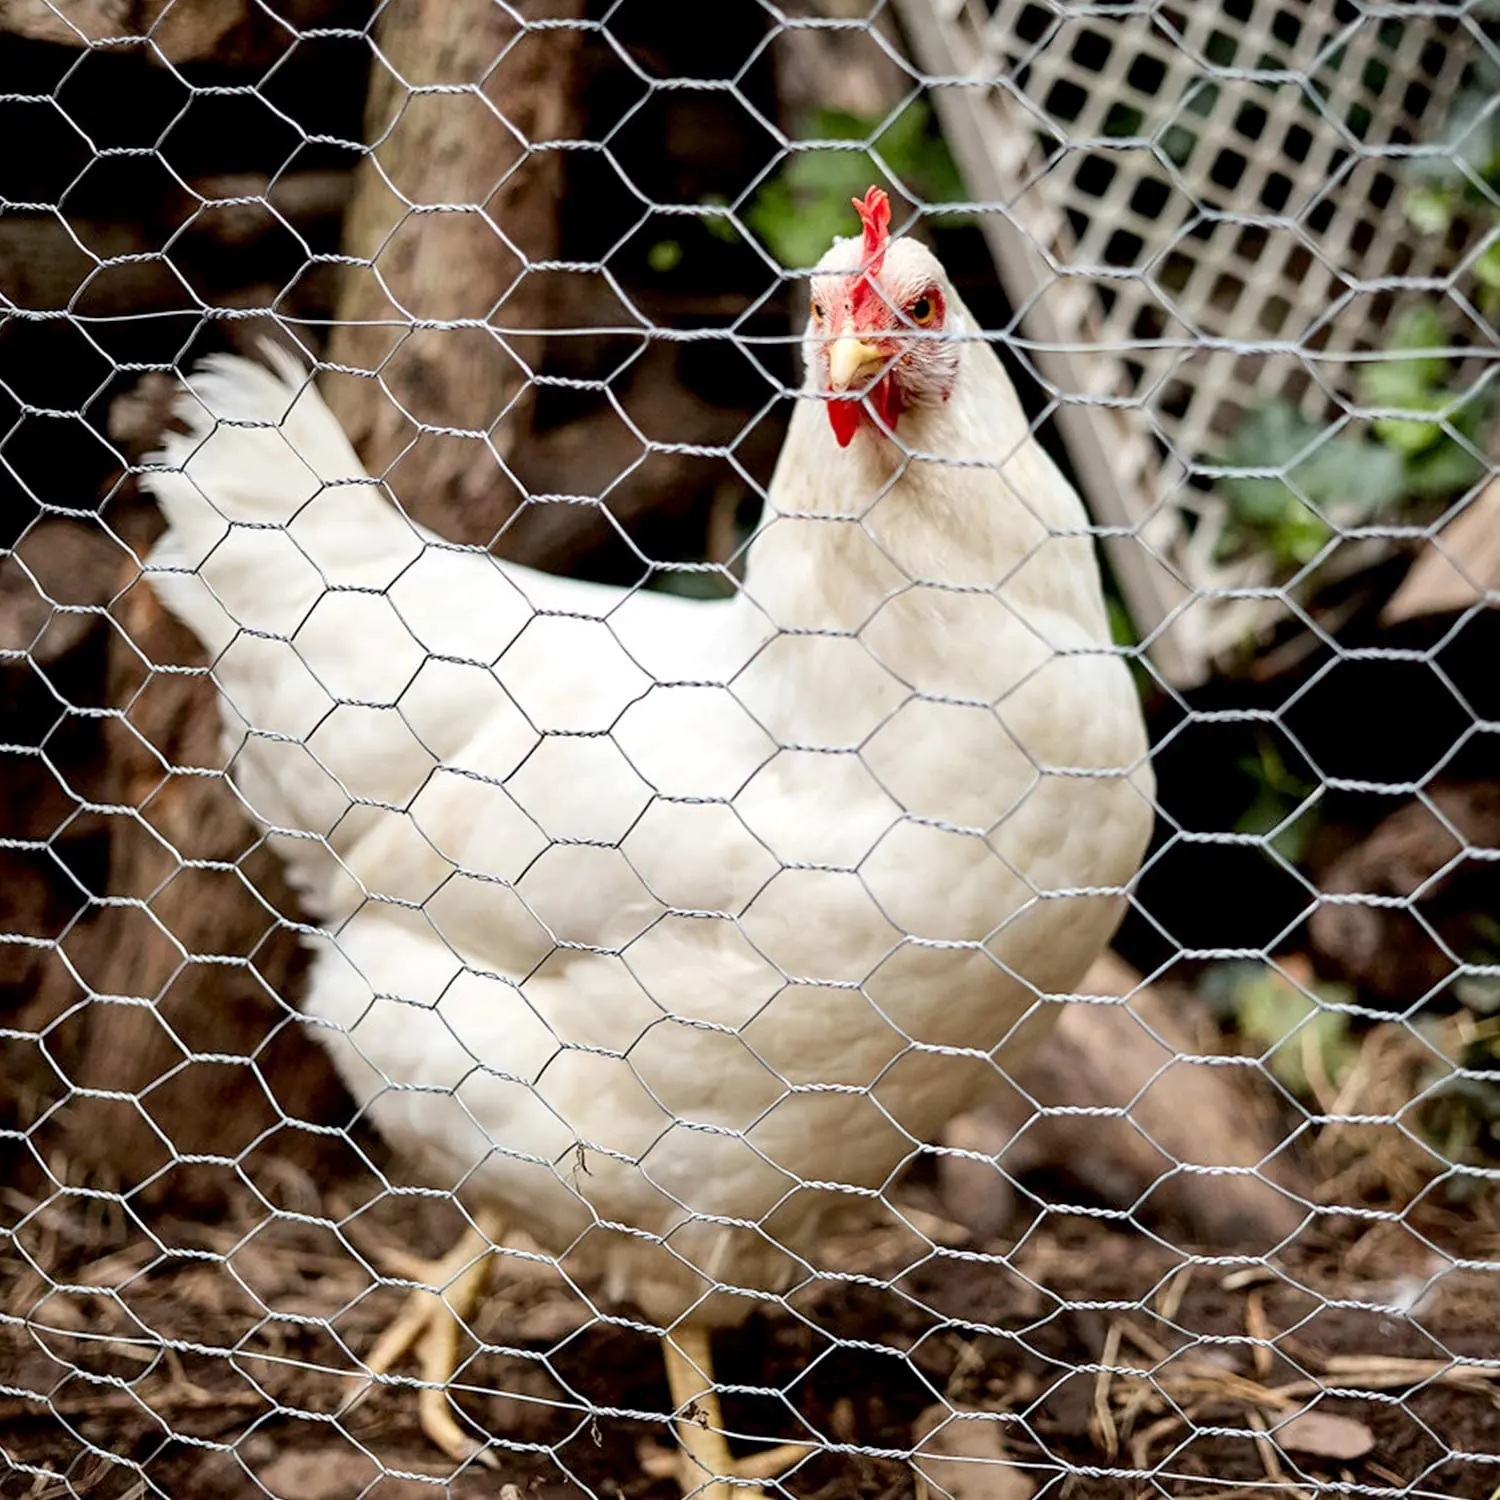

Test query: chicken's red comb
[853,186,891,276]
[848,187,892,324]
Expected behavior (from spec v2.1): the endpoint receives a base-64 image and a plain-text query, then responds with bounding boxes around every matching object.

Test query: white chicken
[142,187,1154,1495]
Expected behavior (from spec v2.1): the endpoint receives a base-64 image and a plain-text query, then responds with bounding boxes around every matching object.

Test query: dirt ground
[4,1156,1499,1500]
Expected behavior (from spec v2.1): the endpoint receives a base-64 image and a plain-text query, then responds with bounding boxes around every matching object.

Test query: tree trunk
[321,0,584,554]
[2,2,588,1206]
[4,523,361,1206]
[0,0,351,66]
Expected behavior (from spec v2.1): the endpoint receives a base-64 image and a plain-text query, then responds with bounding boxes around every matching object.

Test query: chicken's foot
[341,1207,506,1469]
[662,1327,812,1498]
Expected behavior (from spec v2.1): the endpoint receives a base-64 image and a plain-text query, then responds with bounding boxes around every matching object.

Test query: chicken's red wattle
[829,396,861,448]
[827,373,899,448]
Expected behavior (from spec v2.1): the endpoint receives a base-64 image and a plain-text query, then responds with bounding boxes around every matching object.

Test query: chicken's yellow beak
[826,336,887,392]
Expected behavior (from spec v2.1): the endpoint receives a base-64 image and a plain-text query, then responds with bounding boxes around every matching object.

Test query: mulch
[4,1154,1499,1500]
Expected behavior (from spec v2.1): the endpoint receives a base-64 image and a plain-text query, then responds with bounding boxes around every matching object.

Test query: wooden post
[5,538,356,1203]
[321,0,584,553]
[2,2,586,1201]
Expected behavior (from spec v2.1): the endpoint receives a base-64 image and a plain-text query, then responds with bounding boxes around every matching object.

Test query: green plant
[741,100,967,269]
[1214,308,1491,571]
[1211,32,1498,581]
[1202,962,1359,1103]
[1455,914,1500,1016]
[1417,1016,1500,1180]
[1233,733,1317,865]
[1214,399,1404,570]
[1403,55,1500,320]
[1357,306,1491,498]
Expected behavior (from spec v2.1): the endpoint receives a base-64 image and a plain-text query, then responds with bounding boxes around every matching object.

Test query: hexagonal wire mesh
[2,1,1499,1499]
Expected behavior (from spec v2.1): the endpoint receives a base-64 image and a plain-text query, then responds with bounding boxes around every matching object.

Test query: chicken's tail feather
[138,348,438,891]
[143,344,372,545]
[140,345,418,660]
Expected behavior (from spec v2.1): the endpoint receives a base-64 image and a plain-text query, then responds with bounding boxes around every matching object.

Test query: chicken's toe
[414,1300,501,1468]
[662,1328,814,1497]
[341,1210,505,1470]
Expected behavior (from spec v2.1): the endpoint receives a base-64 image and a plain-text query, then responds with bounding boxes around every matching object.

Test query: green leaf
[744,174,858,269]
[742,99,968,269]
[1273,504,1333,566]
[647,239,683,274]
[1221,473,1293,526]
[1405,185,1454,235]
[1359,309,1473,458]
[1392,304,1448,354]
[1215,399,1408,571]
[1364,306,1451,399]
[1362,355,1441,410]
[1292,428,1407,512]
[1234,734,1317,864]
[1373,410,1446,457]
[698,194,741,244]
[1348,305,1497,503]
[1230,969,1359,1101]
[1405,436,1487,501]
[1447,82,1500,188]
[1474,239,1500,290]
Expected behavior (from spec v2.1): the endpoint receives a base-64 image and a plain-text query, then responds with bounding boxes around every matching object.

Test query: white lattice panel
[900,0,1483,681]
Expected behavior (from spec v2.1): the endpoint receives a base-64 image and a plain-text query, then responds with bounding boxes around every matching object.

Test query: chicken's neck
[741,330,1109,661]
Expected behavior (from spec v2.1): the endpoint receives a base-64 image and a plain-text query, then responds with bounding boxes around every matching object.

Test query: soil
[4,1168,1498,1500]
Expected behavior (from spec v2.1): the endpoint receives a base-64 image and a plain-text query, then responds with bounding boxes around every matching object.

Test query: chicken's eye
[811,300,825,322]
[909,295,936,326]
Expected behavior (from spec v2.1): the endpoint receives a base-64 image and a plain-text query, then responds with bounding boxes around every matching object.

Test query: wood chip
[1156,1264,1194,1325]
[1274,1410,1375,1461]
[912,1404,1035,1500]
[1247,1409,1291,1488]
[1090,1322,1122,1458]
[1382,473,1500,625]
[1129,1412,1185,1471]
[1221,1266,1280,1291]
[937,953,1308,1250]
[1245,1287,1274,1381]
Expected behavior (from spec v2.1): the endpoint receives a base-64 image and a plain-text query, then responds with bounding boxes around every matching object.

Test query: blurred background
[2,1,1499,1496]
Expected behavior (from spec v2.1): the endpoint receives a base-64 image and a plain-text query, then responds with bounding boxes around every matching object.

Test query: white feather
[142,279,1153,1326]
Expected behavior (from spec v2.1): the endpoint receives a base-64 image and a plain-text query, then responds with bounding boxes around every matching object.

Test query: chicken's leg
[662,1327,811,1497]
[343,1208,505,1467]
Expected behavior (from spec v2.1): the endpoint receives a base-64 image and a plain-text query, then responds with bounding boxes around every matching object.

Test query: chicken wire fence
[2,2,1499,1499]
